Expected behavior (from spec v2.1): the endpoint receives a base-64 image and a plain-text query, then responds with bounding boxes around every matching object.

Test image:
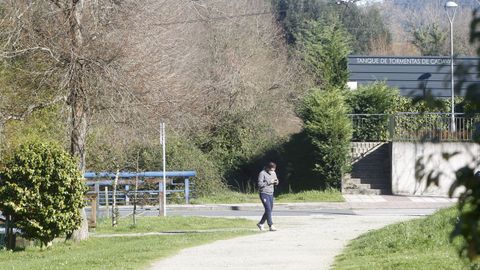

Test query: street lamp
[445,1,458,132]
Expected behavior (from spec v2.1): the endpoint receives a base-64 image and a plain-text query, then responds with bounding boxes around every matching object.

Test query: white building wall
[391,142,480,196]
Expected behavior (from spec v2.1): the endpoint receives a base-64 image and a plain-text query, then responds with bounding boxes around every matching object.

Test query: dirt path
[147,214,415,270]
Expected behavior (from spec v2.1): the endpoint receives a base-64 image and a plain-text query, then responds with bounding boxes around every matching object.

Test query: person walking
[257,162,278,231]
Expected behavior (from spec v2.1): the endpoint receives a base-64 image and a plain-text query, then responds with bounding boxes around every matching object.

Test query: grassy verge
[333,207,472,270]
[0,217,257,270]
[95,216,256,234]
[276,190,344,202]
[190,191,259,204]
[191,189,344,204]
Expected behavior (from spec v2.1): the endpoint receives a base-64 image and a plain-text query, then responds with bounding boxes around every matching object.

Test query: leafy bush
[347,82,401,141]
[167,136,226,197]
[298,88,352,189]
[0,140,86,247]
[194,112,284,192]
[346,82,469,141]
[348,82,400,114]
[1,106,67,163]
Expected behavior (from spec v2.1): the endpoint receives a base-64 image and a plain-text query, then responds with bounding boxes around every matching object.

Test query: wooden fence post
[90,195,97,228]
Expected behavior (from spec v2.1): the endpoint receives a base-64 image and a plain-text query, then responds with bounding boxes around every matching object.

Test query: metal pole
[446,2,458,132]
[163,123,167,216]
[185,178,190,204]
[104,186,109,218]
[450,18,456,132]
[159,122,166,217]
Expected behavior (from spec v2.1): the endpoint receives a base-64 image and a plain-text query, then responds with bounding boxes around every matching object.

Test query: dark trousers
[259,193,274,226]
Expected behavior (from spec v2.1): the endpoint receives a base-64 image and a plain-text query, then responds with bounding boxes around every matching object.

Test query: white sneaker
[269,225,277,231]
[257,223,265,231]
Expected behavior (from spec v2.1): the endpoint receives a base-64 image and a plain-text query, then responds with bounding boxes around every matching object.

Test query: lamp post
[445,1,458,132]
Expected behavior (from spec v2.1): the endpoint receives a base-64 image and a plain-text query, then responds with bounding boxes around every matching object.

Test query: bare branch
[1,47,61,62]
[3,95,67,122]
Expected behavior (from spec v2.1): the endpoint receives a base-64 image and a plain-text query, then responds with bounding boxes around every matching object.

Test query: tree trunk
[69,208,89,242]
[112,170,119,227]
[0,121,4,160]
[5,215,16,250]
[69,0,87,172]
[133,152,140,225]
[68,0,89,242]
[70,86,88,172]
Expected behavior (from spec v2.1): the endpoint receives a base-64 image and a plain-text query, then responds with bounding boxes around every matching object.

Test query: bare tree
[116,0,304,140]
[0,0,135,241]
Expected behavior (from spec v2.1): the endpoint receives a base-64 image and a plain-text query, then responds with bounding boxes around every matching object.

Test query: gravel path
[147,214,415,270]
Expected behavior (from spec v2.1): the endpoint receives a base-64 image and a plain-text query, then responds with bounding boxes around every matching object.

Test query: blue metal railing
[84,171,195,179]
[84,171,196,205]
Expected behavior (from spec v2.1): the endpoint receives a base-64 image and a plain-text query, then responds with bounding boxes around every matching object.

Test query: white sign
[355,57,452,65]
[347,81,358,90]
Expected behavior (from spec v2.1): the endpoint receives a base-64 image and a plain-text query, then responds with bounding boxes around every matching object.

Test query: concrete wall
[391,142,480,196]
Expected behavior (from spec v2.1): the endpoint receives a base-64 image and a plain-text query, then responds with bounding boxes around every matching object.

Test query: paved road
[92,206,439,220]
[92,193,455,218]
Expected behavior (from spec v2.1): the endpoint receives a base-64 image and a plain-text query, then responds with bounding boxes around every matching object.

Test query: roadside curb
[121,201,456,212]
[167,202,348,211]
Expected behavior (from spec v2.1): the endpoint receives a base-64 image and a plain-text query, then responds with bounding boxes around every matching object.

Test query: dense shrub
[1,106,67,163]
[298,88,352,189]
[0,141,86,247]
[348,82,400,114]
[167,136,226,197]
[346,82,468,141]
[347,82,400,141]
[193,112,284,192]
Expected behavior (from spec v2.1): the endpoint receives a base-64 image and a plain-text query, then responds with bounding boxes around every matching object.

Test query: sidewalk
[147,215,415,270]
[164,194,457,211]
[145,195,455,270]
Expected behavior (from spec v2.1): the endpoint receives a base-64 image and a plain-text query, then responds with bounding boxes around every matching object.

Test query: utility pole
[445,1,458,132]
[159,122,166,217]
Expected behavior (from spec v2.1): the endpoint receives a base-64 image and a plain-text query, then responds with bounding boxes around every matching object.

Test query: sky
[357,0,480,7]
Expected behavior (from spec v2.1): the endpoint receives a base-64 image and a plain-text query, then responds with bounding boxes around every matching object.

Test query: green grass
[191,189,344,204]
[95,216,256,234]
[0,217,257,270]
[333,207,472,270]
[276,189,344,202]
[191,191,260,204]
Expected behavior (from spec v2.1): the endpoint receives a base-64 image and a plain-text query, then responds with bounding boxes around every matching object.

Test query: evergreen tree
[412,23,448,56]
[272,0,391,54]
[295,18,351,88]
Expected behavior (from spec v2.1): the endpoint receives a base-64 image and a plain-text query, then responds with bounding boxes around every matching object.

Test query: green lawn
[191,189,344,204]
[95,216,256,234]
[190,191,260,204]
[333,207,472,270]
[0,216,257,270]
[276,189,344,202]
